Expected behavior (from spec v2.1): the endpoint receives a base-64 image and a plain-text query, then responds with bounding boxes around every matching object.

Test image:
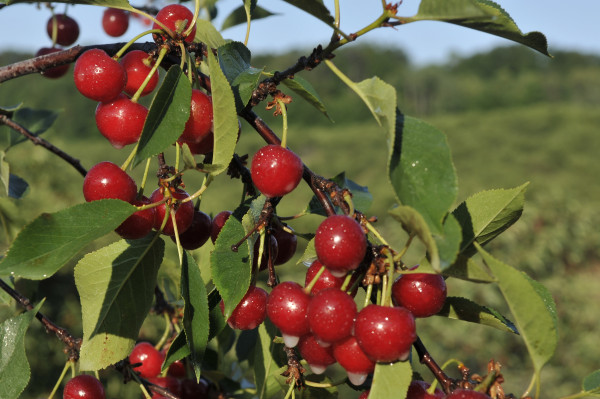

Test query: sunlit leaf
[282,76,331,120]
[443,255,495,283]
[195,19,227,48]
[438,296,518,334]
[281,0,334,26]
[221,4,275,30]
[369,361,411,399]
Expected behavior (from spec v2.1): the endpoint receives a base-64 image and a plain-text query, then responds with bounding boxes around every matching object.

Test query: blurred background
[0,1,599,398]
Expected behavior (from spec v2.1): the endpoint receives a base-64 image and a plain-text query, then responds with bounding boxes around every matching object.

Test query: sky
[0,0,599,65]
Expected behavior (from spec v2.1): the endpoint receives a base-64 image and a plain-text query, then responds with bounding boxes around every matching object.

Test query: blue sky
[1,0,599,64]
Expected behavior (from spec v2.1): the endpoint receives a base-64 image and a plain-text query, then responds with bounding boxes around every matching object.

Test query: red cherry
[314,215,366,277]
[354,305,416,363]
[147,376,181,399]
[115,196,156,240]
[253,235,278,272]
[406,380,445,399]
[220,285,268,330]
[210,210,232,244]
[307,288,356,345]
[74,49,127,102]
[102,8,129,37]
[95,94,147,148]
[272,224,297,265]
[392,273,447,318]
[266,281,311,347]
[297,334,336,375]
[445,389,491,399]
[83,161,137,203]
[180,378,209,399]
[305,260,345,295]
[358,391,370,399]
[63,375,105,399]
[166,359,186,378]
[149,188,195,236]
[251,145,304,198]
[36,47,69,79]
[129,342,164,378]
[170,210,212,250]
[47,14,79,46]
[179,89,213,143]
[120,50,159,97]
[153,4,196,43]
[332,336,375,386]
[178,132,213,155]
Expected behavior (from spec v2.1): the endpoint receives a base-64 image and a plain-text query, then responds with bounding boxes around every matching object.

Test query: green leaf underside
[297,237,316,266]
[0,301,43,399]
[195,19,227,48]
[453,183,528,256]
[369,361,412,399]
[181,251,209,380]
[434,213,462,270]
[6,108,58,148]
[282,76,331,120]
[217,42,263,111]
[221,5,275,30]
[477,244,558,374]
[306,171,372,216]
[5,0,130,6]
[7,174,29,199]
[134,65,191,167]
[75,236,164,371]
[409,0,550,56]
[583,370,600,392]
[207,50,239,176]
[438,296,518,334]
[281,0,335,26]
[163,330,190,373]
[443,254,495,283]
[0,200,136,280]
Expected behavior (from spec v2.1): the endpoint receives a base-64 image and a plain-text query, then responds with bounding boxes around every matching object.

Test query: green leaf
[207,50,239,176]
[181,251,209,380]
[6,174,29,199]
[163,329,190,373]
[282,76,331,120]
[217,42,263,111]
[306,172,372,216]
[369,361,412,399]
[222,5,275,30]
[5,108,58,148]
[6,0,129,6]
[453,183,528,257]
[75,235,164,370]
[0,300,43,399]
[477,244,557,375]
[252,319,282,399]
[583,370,600,392]
[281,0,334,26]
[407,0,550,56]
[434,213,462,270]
[195,19,227,48]
[443,255,495,283]
[133,65,191,167]
[437,296,518,334]
[0,200,136,280]
[297,237,316,266]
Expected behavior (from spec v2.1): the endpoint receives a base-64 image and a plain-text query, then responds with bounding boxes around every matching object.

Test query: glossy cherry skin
[74,49,127,103]
[272,224,297,265]
[220,285,268,330]
[266,281,311,347]
[354,305,416,363]
[314,215,367,277]
[147,376,182,399]
[120,50,159,97]
[166,359,186,378]
[406,380,445,399]
[95,94,147,148]
[297,334,336,374]
[102,8,129,37]
[63,375,105,399]
[179,90,213,143]
[47,14,79,46]
[358,391,370,399]
[210,210,232,244]
[253,235,278,272]
[115,196,156,240]
[170,210,212,250]
[153,4,196,43]
[149,188,194,236]
[36,47,69,79]
[392,273,447,318]
[332,336,375,386]
[305,260,345,295]
[129,342,164,378]
[178,132,214,155]
[83,161,137,203]
[251,145,304,198]
[307,288,356,345]
[445,389,491,399]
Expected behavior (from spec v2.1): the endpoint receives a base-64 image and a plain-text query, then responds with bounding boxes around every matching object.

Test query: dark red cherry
[251,145,304,198]
[406,380,445,399]
[120,50,159,97]
[166,359,186,378]
[170,210,212,250]
[307,288,356,345]
[358,391,370,399]
[220,285,268,330]
[147,376,181,399]
[36,47,69,79]
[178,132,213,155]
[445,389,491,399]
[102,8,129,37]
[153,4,196,43]
[115,196,155,240]
[63,375,105,399]
[95,93,147,149]
[266,281,310,347]
[253,235,278,272]
[149,188,195,236]
[83,161,137,203]
[272,224,297,265]
[392,273,447,318]
[74,49,127,103]
[47,14,79,46]
[332,336,375,386]
[314,215,366,277]
[180,379,209,399]
[129,342,164,379]
[210,210,232,244]
[179,89,213,143]
[297,334,335,375]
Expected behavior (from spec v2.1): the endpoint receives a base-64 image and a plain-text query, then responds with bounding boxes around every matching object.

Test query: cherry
[115,196,156,240]
[95,93,147,148]
[266,281,311,347]
[83,161,137,203]
[253,235,278,272]
[120,50,159,97]
[332,336,375,386]
[354,304,416,363]
[36,47,69,79]
[129,341,165,378]
[180,378,209,399]
[307,288,356,345]
[219,285,268,330]
[63,375,105,399]
[251,145,304,198]
[47,14,79,46]
[179,89,213,143]
[74,49,127,103]
[271,224,297,265]
[170,209,212,250]
[304,260,345,295]
[297,334,336,375]
[166,359,186,378]
[210,210,232,244]
[314,215,367,277]
[392,273,447,318]
[153,4,196,43]
[178,132,214,155]
[358,391,370,399]
[406,380,445,399]
[102,8,129,37]
[445,389,491,399]
[149,187,195,236]
[147,376,182,399]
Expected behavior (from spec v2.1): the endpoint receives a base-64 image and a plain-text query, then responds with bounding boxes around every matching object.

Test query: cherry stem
[304,264,326,294]
[137,158,152,197]
[114,29,164,60]
[47,360,72,399]
[132,45,169,103]
[363,283,373,308]
[277,98,289,148]
[183,0,201,39]
[171,210,184,265]
[413,336,455,394]
[0,114,87,177]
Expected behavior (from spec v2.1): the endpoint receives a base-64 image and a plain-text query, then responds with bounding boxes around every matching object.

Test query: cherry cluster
[36,13,80,79]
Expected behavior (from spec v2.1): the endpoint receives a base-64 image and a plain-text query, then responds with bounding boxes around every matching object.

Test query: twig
[413,336,456,394]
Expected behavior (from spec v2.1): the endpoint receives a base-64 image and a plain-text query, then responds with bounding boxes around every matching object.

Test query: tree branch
[413,336,456,394]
